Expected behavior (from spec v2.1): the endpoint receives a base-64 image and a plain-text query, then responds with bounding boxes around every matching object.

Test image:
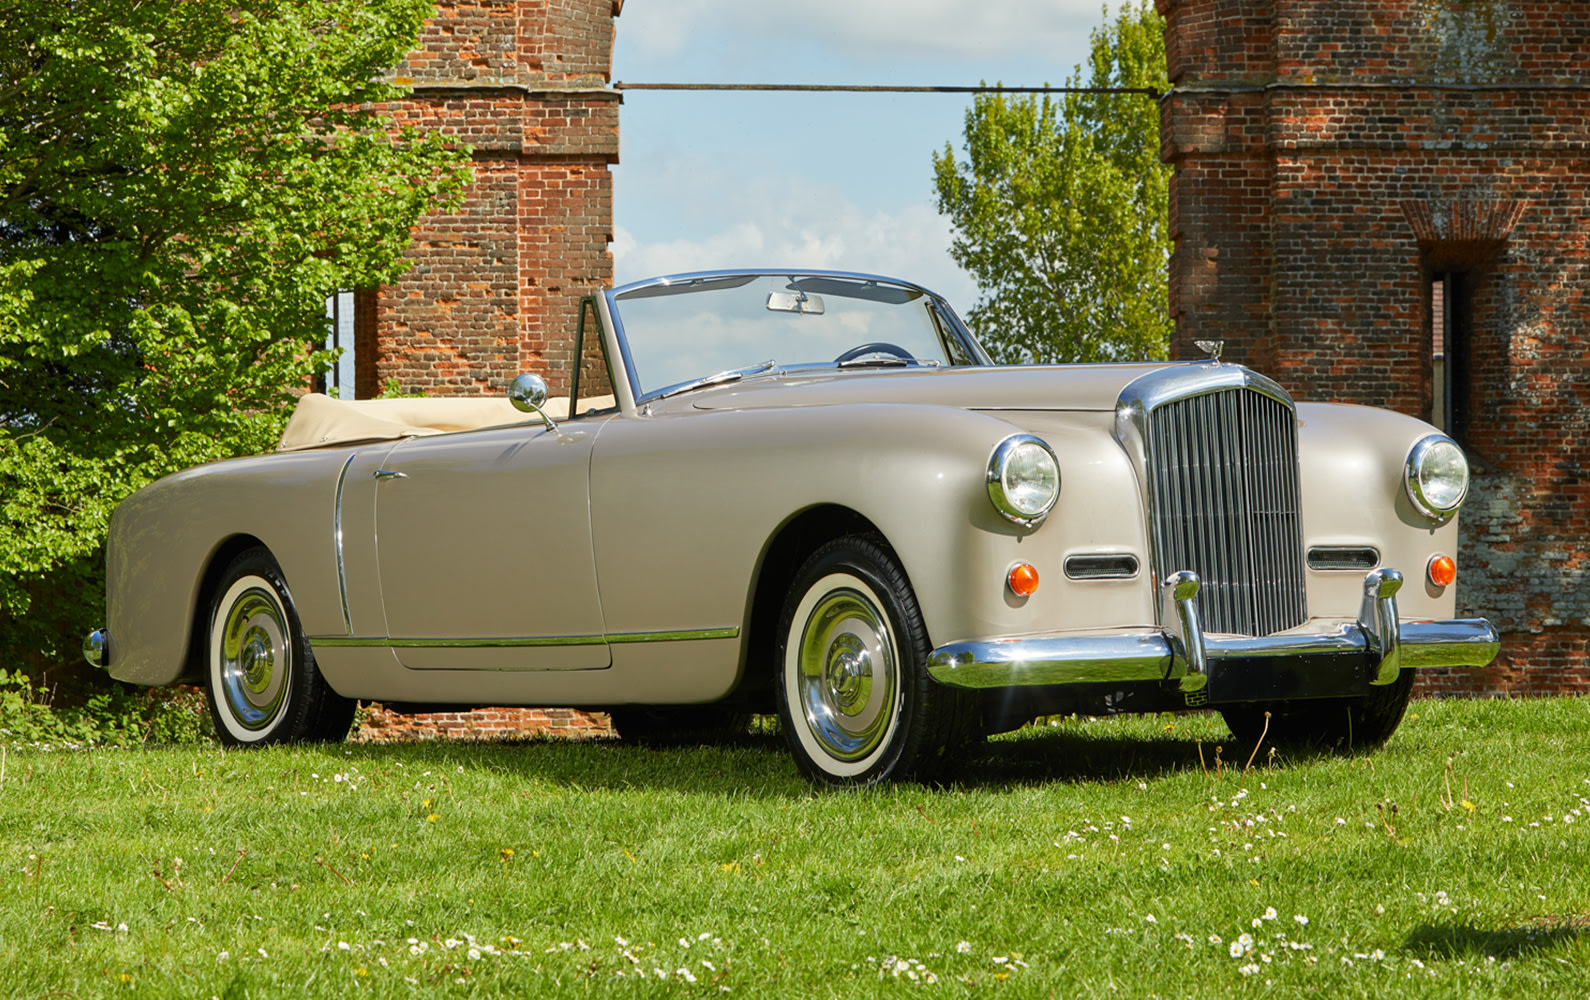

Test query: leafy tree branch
[934,2,1171,364]
[0,0,471,670]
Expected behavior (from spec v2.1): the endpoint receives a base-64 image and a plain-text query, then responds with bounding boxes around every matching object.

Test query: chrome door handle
[373,469,408,481]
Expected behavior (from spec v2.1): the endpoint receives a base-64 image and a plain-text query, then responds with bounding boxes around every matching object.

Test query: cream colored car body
[97,271,1493,724]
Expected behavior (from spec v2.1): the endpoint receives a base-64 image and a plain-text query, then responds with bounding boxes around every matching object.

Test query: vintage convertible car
[84,270,1499,784]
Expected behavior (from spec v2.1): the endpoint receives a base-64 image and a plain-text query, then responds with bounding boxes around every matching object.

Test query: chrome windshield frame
[603,269,992,405]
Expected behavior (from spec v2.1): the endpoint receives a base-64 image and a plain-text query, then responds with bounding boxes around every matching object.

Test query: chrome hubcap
[218,585,290,731]
[796,587,897,762]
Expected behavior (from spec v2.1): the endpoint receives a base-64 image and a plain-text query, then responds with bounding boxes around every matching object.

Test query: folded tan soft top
[277,393,552,451]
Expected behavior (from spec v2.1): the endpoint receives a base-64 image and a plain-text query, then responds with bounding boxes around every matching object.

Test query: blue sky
[609,1,1113,309]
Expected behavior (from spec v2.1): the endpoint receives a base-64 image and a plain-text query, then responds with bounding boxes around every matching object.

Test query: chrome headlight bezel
[987,434,1060,527]
[1404,433,1470,520]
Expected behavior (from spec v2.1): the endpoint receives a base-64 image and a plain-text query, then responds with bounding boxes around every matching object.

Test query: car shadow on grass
[953,729,1225,788]
[349,732,1217,793]
[1403,918,1589,961]
[346,730,805,796]
[342,718,1347,793]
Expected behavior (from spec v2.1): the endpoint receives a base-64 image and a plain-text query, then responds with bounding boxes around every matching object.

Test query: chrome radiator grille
[1145,388,1307,637]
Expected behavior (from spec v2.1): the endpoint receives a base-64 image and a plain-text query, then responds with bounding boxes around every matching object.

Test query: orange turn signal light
[1428,554,1456,588]
[1007,562,1040,597]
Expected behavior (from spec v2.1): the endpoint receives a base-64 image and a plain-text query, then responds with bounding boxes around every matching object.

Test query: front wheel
[1221,668,1416,752]
[775,536,968,786]
[206,547,354,746]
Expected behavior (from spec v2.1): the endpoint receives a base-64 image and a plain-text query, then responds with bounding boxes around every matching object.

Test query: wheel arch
[182,533,271,684]
[737,504,885,712]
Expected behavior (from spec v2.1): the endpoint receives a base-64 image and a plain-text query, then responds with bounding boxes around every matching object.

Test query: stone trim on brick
[1400,198,1528,244]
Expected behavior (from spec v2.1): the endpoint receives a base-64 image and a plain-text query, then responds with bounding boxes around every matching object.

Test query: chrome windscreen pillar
[1360,568,1404,685]
[1162,570,1207,693]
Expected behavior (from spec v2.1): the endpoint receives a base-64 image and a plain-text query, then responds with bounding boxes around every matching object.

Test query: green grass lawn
[3,697,1589,998]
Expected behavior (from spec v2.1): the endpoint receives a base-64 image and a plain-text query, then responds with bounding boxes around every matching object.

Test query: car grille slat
[1145,387,1307,637]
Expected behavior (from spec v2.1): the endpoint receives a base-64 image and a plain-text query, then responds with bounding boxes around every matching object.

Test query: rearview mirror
[508,373,557,431]
[766,291,825,315]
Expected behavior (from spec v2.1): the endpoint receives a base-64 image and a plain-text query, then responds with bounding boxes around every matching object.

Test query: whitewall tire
[775,536,969,786]
[206,547,354,745]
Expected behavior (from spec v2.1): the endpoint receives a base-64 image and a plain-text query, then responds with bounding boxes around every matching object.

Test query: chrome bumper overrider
[926,569,1500,700]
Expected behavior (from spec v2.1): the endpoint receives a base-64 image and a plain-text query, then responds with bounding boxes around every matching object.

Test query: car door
[373,419,610,670]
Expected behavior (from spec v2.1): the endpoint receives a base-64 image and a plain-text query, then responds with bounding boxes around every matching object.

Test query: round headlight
[987,434,1060,525]
[1405,434,1470,519]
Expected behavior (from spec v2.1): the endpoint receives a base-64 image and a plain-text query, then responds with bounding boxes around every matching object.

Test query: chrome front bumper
[927,569,1499,702]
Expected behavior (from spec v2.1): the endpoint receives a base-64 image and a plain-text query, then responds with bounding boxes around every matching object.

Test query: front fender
[104,449,354,685]
[1296,402,1464,621]
[587,403,1113,678]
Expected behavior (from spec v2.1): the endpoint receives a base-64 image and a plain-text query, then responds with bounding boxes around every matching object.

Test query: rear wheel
[206,547,354,745]
[775,536,969,786]
[1221,669,1416,751]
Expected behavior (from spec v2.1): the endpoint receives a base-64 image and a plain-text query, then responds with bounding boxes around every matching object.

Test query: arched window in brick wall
[1403,199,1526,445]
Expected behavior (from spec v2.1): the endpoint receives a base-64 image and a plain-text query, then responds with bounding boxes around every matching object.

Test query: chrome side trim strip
[308,627,738,649]
[333,453,357,636]
[607,628,740,644]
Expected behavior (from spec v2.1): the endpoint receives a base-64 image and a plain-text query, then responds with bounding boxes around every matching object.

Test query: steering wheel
[834,342,915,363]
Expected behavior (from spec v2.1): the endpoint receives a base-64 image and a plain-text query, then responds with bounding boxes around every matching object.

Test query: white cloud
[609,1,1102,314]
[619,0,1107,60]
[613,196,976,307]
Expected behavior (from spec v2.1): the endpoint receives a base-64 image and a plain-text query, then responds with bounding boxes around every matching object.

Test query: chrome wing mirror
[508,373,558,432]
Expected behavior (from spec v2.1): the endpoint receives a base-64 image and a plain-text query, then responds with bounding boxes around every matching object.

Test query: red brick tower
[1157,0,1590,694]
[353,0,623,399]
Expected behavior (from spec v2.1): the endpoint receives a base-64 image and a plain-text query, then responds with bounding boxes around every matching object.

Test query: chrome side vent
[1064,554,1141,580]
[1144,387,1307,637]
[1307,546,1380,571]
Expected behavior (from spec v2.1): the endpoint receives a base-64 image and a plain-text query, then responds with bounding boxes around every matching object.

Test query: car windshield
[611,274,968,398]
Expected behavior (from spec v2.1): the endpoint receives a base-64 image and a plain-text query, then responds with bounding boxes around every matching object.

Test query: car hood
[684,362,1182,413]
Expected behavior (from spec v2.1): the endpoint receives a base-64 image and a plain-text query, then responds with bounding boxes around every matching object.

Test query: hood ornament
[1194,340,1225,363]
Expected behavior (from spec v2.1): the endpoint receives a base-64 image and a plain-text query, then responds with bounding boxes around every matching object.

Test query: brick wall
[1157,0,1590,695]
[358,0,623,400]
[355,704,612,742]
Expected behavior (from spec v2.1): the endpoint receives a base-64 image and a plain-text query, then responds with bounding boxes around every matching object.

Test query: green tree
[0,0,470,674]
[933,2,1171,364]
